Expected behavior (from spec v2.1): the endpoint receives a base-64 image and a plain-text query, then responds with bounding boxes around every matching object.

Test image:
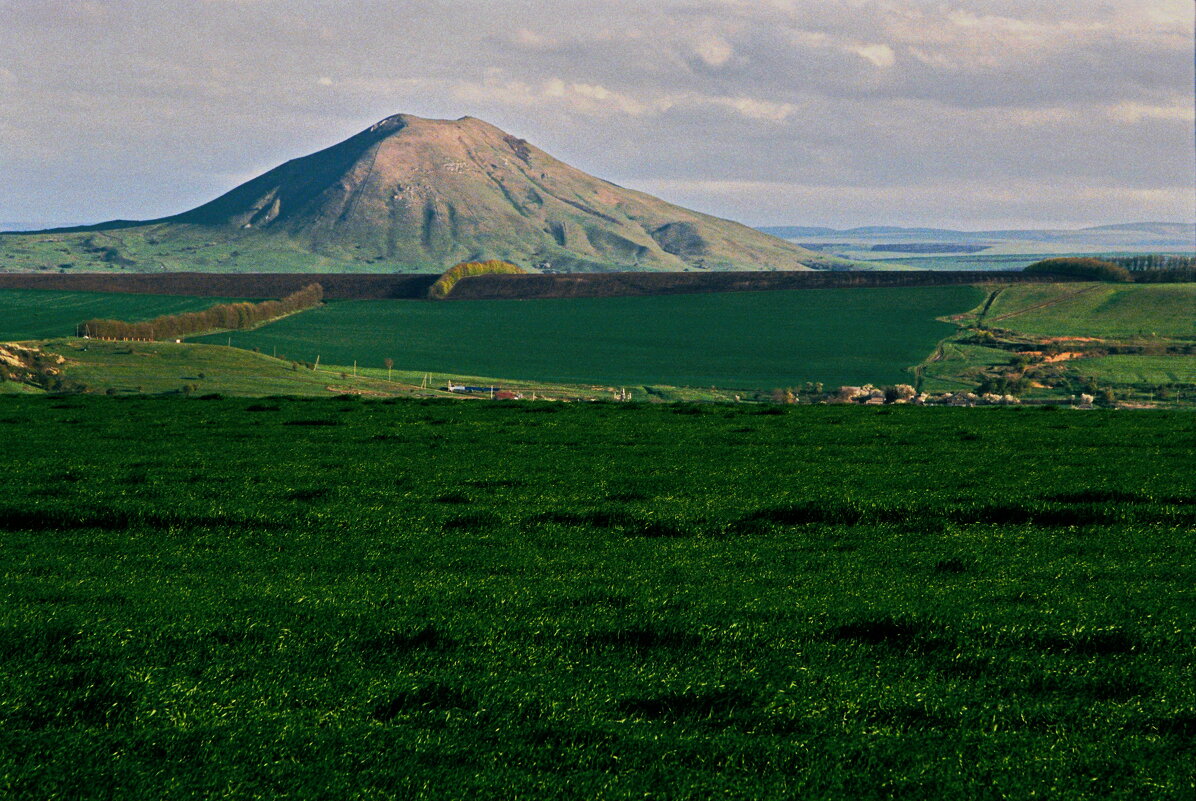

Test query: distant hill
[760,223,1196,252]
[0,221,80,233]
[2,115,826,274]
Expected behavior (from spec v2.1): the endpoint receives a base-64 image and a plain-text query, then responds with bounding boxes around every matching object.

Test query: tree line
[1108,254,1196,272]
[1107,255,1195,283]
[77,284,324,341]
[1024,256,1195,283]
[427,261,525,299]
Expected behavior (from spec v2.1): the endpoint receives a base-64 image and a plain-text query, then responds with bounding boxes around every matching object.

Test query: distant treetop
[1023,257,1132,283]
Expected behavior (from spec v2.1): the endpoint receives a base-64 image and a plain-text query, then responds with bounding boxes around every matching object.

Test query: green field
[983,284,1196,339]
[0,289,243,341]
[0,397,1193,799]
[195,286,984,390]
[1067,355,1196,386]
[19,339,736,402]
[41,339,423,397]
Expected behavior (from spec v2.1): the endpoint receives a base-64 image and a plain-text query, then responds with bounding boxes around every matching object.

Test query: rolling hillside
[982,283,1196,339]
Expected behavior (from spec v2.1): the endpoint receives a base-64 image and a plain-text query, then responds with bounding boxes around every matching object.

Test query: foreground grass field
[1,397,1193,799]
[194,286,983,389]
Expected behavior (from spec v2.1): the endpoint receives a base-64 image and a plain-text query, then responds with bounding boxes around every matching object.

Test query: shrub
[1023,258,1131,282]
[427,261,525,300]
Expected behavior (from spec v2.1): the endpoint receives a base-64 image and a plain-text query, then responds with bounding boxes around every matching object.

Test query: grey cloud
[0,0,1190,228]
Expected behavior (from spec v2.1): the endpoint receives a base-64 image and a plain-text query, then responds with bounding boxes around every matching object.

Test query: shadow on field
[358,623,455,661]
[371,683,475,721]
[1035,628,1140,656]
[617,688,755,726]
[828,616,951,654]
[581,625,703,654]
[18,665,138,731]
[0,504,276,532]
[730,496,1195,533]
[528,510,689,538]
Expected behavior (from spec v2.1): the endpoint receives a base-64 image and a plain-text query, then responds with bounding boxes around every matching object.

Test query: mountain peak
[163,114,818,272]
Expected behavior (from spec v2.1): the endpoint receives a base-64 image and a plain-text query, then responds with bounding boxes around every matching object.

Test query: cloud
[451,73,659,117]
[1107,101,1195,125]
[1,0,1191,228]
[708,96,797,122]
[852,44,895,69]
[694,35,734,66]
[506,28,560,50]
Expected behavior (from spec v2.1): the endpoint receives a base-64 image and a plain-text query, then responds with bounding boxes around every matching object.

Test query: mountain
[7,115,823,274]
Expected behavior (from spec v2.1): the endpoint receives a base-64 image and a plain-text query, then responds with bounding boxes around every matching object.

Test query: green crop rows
[194,286,983,389]
[1,396,1193,799]
[0,290,244,341]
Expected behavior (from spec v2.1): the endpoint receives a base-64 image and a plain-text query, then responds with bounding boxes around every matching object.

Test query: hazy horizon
[2,1,1193,231]
[3,218,1193,237]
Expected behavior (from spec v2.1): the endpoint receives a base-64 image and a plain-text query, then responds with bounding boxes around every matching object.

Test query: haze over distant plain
[1,0,1192,231]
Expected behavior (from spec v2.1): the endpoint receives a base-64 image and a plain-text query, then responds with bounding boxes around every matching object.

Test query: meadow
[194,286,983,390]
[1,396,1193,799]
[0,289,243,341]
[1069,355,1196,386]
[983,283,1196,339]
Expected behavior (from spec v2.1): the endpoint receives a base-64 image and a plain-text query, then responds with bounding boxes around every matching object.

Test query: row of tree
[1024,256,1196,283]
[1107,255,1196,283]
[77,283,324,341]
[427,260,525,299]
[1108,254,1196,272]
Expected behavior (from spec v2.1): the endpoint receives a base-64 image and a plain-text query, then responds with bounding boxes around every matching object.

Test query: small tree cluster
[428,261,525,300]
[77,284,323,340]
[1023,258,1131,283]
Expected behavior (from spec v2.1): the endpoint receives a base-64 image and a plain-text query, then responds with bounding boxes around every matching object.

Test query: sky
[1,0,1193,230]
